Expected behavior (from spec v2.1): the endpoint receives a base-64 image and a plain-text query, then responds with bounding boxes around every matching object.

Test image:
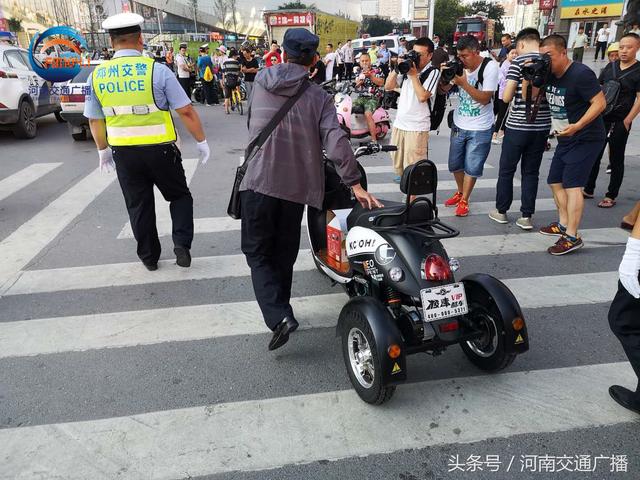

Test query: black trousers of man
[595,41,608,60]
[112,144,194,265]
[584,120,630,200]
[240,190,305,330]
[609,278,640,392]
[203,79,218,105]
[178,77,191,100]
[344,62,354,80]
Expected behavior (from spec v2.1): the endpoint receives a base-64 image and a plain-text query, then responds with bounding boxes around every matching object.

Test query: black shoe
[143,262,158,271]
[268,316,299,351]
[609,385,640,415]
[174,246,191,268]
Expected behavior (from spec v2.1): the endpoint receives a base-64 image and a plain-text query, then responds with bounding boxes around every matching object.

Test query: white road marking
[0,163,62,202]
[117,197,559,239]
[0,169,116,294]
[116,158,199,240]
[364,163,493,174]
[1,363,635,479]
[0,270,619,357]
[368,177,514,194]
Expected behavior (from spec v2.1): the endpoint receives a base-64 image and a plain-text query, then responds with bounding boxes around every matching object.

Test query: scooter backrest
[400,159,437,196]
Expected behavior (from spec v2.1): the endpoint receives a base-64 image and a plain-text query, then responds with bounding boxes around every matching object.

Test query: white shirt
[342,44,354,63]
[597,28,609,42]
[453,59,499,131]
[324,51,337,81]
[393,63,441,132]
[176,53,190,78]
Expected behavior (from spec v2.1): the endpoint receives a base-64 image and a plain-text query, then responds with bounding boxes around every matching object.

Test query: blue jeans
[496,128,548,217]
[448,124,493,178]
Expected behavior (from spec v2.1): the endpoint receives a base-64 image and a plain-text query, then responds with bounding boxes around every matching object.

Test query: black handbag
[227,80,311,219]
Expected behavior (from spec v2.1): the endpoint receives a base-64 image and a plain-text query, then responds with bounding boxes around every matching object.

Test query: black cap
[282,28,319,57]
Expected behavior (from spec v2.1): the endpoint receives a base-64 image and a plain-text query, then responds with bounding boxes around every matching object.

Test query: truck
[263,9,359,48]
[453,15,496,49]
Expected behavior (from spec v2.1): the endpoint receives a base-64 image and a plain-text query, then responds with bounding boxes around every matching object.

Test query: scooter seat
[347,200,433,230]
[352,104,365,114]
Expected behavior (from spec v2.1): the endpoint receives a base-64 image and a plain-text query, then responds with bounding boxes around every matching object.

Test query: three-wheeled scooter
[307,143,529,404]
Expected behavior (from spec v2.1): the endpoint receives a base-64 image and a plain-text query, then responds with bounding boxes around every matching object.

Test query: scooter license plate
[420,283,469,322]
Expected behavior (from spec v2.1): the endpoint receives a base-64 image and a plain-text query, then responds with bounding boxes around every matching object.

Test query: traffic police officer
[84,13,210,271]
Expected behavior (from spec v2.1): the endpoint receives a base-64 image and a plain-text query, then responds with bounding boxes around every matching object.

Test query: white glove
[98,147,115,173]
[196,139,210,165]
[619,236,640,299]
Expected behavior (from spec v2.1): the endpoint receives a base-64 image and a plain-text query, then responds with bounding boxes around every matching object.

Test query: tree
[433,0,466,44]
[213,0,232,32]
[394,20,410,34]
[278,2,315,9]
[361,16,394,37]
[229,0,239,35]
[8,17,22,33]
[465,1,506,37]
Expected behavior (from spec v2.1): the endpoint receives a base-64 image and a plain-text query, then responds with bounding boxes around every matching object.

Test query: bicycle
[230,85,244,115]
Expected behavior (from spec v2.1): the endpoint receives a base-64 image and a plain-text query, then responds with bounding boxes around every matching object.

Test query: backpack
[224,73,240,88]
[203,65,214,82]
[602,62,634,117]
[420,66,447,131]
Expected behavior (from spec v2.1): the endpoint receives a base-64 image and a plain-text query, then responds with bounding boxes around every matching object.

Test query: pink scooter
[333,82,391,141]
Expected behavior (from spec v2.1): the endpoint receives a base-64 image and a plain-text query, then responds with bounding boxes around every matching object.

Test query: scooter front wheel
[461,299,516,372]
[340,308,395,404]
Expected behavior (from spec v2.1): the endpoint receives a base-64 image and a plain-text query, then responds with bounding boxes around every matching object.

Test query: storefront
[556,0,623,44]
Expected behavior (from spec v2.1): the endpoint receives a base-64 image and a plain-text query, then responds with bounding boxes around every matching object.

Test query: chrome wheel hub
[347,327,375,388]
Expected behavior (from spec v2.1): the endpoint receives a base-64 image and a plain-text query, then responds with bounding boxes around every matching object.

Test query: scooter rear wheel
[340,308,395,404]
[461,299,516,372]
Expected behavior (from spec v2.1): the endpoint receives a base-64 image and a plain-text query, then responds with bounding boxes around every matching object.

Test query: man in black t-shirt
[309,52,326,84]
[538,34,607,255]
[240,47,260,102]
[584,33,640,207]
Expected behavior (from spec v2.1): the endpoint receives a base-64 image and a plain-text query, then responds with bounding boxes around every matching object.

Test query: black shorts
[547,138,605,188]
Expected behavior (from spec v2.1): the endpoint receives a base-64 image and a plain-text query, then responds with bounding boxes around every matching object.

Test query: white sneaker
[489,210,508,224]
[516,217,533,230]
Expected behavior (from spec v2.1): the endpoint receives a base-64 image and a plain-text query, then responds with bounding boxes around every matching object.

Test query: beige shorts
[390,128,429,176]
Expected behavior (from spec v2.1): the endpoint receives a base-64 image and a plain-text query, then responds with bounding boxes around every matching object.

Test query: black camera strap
[525,82,546,124]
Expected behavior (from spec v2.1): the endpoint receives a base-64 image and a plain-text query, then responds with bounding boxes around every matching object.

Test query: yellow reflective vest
[92,56,177,146]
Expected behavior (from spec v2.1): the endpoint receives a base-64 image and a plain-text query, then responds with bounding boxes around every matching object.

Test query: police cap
[102,12,144,35]
[282,28,319,57]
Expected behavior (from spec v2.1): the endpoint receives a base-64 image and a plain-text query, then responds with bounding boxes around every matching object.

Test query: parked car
[60,61,102,141]
[351,35,417,58]
[0,43,63,138]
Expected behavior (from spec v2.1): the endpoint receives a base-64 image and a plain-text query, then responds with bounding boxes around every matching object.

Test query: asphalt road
[1,76,640,480]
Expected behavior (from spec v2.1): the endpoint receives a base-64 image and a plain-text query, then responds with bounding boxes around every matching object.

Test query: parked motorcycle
[307,143,530,404]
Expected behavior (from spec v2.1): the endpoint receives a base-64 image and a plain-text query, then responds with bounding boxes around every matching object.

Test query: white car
[351,35,417,57]
[0,43,63,139]
[60,61,103,141]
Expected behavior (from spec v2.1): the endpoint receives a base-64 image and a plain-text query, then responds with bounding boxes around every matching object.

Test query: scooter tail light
[438,320,459,333]
[421,254,452,282]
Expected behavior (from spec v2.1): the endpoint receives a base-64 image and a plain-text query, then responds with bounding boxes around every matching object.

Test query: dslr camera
[441,58,464,83]
[521,53,552,88]
[397,50,421,75]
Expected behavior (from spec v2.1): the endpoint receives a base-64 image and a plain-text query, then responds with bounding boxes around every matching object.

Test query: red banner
[267,12,314,27]
[539,0,556,9]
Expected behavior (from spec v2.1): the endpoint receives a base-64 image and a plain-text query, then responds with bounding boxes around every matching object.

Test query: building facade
[552,0,622,44]
[379,0,403,20]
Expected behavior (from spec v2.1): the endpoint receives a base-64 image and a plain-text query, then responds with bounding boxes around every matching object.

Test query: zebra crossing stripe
[364,163,493,174]
[116,158,199,241]
[0,168,116,295]
[368,177,518,194]
[4,228,624,296]
[0,163,62,203]
[0,271,619,358]
[0,362,635,478]
[117,198,560,239]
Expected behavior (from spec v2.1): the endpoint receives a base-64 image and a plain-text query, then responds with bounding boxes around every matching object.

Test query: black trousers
[584,120,630,199]
[240,190,305,330]
[609,278,640,391]
[113,144,194,264]
[496,128,548,217]
[178,77,191,99]
[203,79,218,105]
[336,63,344,80]
[595,41,607,60]
[493,99,509,133]
[344,62,354,80]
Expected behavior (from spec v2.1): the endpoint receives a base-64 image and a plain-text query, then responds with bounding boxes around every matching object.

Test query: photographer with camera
[538,34,606,255]
[441,35,499,217]
[384,37,441,184]
[489,28,552,230]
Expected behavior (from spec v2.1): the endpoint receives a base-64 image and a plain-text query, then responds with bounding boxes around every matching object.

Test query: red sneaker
[445,191,463,207]
[455,198,469,217]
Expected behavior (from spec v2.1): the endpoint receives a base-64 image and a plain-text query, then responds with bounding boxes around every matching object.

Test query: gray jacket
[240,63,360,209]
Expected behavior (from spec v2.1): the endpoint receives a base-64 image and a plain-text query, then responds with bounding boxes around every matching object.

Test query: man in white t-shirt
[324,43,337,81]
[595,26,610,60]
[384,37,441,189]
[442,34,499,217]
[175,43,192,98]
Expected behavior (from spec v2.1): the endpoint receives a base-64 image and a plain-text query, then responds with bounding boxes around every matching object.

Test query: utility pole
[428,0,435,38]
